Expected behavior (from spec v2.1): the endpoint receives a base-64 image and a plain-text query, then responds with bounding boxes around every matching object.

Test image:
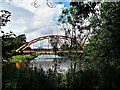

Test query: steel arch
[16,35,76,52]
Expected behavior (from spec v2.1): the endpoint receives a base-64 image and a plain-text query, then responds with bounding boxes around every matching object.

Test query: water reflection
[30,54,71,73]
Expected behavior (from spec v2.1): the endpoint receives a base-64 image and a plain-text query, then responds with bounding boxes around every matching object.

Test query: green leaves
[2,33,26,60]
[0,10,11,27]
[11,55,34,63]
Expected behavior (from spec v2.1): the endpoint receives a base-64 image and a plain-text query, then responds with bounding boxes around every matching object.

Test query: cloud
[0,0,65,40]
[21,1,65,41]
[0,0,69,48]
[0,2,34,34]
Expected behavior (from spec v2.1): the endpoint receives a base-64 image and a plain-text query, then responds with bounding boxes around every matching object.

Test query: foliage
[2,64,66,90]
[66,67,100,89]
[2,33,26,60]
[2,63,98,89]
[83,2,120,89]
[0,10,11,27]
[49,36,59,51]
[2,1,120,89]
[58,2,99,49]
[84,2,120,63]
[57,2,99,76]
[11,55,34,63]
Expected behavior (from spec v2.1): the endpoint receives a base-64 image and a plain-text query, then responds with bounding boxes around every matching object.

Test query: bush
[2,64,64,90]
[11,55,34,63]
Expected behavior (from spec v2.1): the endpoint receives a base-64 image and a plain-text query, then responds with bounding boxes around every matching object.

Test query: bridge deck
[18,50,83,53]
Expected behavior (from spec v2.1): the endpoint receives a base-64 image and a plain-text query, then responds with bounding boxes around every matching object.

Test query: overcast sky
[0,0,70,43]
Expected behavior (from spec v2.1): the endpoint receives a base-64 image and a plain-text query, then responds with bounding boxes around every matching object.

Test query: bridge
[20,49,83,53]
[16,35,83,53]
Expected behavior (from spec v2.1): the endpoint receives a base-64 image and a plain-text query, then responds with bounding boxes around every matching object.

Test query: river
[30,54,71,73]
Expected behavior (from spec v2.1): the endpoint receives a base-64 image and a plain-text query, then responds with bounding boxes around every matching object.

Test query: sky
[0,0,70,41]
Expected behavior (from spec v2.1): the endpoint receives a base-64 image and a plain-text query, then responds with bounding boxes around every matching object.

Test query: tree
[0,10,11,28]
[58,1,98,72]
[49,36,59,51]
[58,2,98,47]
[2,33,26,60]
[84,2,120,62]
[83,2,120,88]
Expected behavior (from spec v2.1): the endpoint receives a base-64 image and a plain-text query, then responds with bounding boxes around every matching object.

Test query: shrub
[11,55,34,63]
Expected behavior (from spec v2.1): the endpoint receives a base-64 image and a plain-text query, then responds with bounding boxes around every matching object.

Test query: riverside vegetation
[1,1,120,89]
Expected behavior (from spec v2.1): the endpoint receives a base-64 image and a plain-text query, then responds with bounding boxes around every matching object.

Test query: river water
[30,54,71,73]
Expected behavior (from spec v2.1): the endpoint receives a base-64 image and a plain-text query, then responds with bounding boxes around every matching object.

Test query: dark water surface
[30,54,71,73]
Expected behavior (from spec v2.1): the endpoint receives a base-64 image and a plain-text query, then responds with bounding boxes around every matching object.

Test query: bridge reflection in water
[30,54,71,73]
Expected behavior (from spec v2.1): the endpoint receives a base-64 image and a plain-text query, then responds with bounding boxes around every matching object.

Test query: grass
[11,54,34,63]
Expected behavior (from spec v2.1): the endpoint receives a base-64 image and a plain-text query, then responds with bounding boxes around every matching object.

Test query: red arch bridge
[16,35,83,53]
